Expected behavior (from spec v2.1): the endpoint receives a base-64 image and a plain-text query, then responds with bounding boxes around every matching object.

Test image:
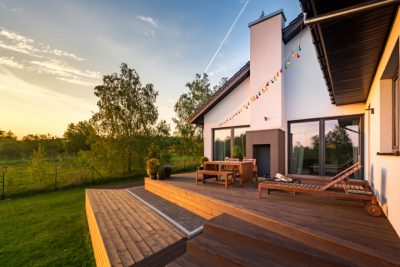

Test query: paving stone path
[127,186,205,233]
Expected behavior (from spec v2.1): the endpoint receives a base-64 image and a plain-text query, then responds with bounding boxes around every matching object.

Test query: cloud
[143,29,155,37]
[0,2,23,13]
[0,26,101,87]
[44,47,84,61]
[0,56,25,69]
[30,59,100,86]
[137,15,159,28]
[0,27,84,60]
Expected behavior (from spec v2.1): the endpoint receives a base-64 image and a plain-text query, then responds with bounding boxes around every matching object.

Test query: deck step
[170,214,356,267]
[166,254,208,267]
[203,214,354,266]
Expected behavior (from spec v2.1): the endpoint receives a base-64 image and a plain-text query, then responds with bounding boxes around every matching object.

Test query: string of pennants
[217,44,303,127]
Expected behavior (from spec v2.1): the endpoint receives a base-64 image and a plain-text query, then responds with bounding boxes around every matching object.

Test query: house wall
[203,77,251,159]
[250,13,285,131]
[284,28,365,122]
[202,9,400,237]
[364,7,400,236]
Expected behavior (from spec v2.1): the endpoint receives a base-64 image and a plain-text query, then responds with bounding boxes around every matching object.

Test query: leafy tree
[156,120,171,137]
[173,73,213,159]
[0,130,21,159]
[325,126,353,164]
[0,130,17,140]
[28,144,50,189]
[91,63,159,172]
[21,134,64,158]
[63,120,95,153]
[213,77,228,92]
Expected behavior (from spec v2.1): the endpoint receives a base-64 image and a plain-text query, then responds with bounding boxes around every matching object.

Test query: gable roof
[189,12,304,125]
[189,61,250,125]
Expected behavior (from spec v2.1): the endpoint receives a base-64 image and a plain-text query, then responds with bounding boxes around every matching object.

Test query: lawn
[0,178,143,266]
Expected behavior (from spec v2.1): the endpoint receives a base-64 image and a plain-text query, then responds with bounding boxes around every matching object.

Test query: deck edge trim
[125,187,203,239]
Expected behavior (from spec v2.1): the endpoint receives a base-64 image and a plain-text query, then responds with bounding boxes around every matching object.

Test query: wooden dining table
[204,161,254,187]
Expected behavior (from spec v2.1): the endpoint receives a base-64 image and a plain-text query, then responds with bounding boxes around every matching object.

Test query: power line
[204,0,250,74]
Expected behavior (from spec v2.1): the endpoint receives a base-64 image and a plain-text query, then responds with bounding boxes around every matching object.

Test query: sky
[0,0,301,138]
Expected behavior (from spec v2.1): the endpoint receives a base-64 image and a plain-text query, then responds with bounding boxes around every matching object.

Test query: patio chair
[243,158,258,182]
[258,164,382,217]
[285,162,361,183]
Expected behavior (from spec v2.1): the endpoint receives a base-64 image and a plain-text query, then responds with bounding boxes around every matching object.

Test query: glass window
[289,121,320,175]
[289,116,362,178]
[233,127,250,158]
[213,129,231,161]
[393,75,399,150]
[325,118,360,178]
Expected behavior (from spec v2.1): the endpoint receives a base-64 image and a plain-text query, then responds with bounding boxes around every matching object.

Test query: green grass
[0,178,143,267]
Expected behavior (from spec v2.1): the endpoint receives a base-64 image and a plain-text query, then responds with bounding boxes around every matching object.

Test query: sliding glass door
[289,116,362,179]
[325,117,361,178]
[289,121,320,175]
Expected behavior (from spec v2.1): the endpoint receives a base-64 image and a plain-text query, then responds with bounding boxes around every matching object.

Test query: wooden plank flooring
[146,174,400,266]
[86,189,186,267]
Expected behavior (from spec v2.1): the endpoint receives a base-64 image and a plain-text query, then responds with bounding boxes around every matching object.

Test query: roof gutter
[304,0,400,26]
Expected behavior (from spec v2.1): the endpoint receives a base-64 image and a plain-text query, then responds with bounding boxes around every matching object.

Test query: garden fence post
[91,167,94,185]
[123,162,126,180]
[2,172,4,200]
[54,166,57,191]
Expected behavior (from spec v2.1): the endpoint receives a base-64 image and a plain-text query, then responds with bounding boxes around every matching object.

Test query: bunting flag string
[217,43,303,127]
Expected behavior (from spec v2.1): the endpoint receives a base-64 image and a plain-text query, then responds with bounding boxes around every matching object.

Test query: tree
[325,126,353,164]
[156,120,171,137]
[91,63,159,172]
[63,120,95,153]
[28,144,50,189]
[213,77,228,92]
[173,73,213,159]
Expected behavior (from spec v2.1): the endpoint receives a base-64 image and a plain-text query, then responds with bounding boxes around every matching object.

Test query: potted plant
[164,165,172,178]
[158,166,166,180]
[146,158,160,179]
[199,156,209,170]
[232,145,244,161]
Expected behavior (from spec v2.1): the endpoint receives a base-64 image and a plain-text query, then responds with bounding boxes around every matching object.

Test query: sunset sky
[0,0,300,138]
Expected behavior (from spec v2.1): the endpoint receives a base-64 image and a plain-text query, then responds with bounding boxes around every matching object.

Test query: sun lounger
[258,164,382,217]
[285,162,361,182]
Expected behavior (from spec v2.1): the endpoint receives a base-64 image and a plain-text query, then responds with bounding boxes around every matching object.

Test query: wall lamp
[264,117,268,121]
[365,107,374,114]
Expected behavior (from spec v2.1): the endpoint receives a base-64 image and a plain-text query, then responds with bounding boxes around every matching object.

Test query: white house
[189,1,400,236]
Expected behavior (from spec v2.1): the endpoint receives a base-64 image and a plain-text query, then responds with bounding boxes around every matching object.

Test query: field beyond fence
[0,155,198,199]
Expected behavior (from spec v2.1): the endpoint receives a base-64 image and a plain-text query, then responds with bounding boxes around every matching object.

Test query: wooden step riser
[186,240,246,267]
[203,223,347,267]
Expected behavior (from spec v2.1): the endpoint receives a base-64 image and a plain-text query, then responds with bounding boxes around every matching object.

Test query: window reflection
[213,129,231,161]
[290,121,320,175]
[325,118,360,178]
[233,127,249,158]
[213,127,250,161]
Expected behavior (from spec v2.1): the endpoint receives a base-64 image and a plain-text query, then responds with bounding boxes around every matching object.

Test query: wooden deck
[145,173,400,266]
[86,189,186,267]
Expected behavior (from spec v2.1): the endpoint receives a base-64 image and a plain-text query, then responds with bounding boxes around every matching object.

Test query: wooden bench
[196,170,236,190]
